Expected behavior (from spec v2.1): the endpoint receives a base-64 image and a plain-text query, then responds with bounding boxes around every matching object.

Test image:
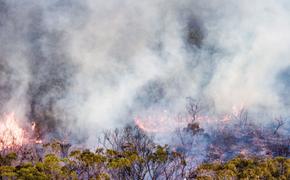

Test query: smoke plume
[0,0,290,144]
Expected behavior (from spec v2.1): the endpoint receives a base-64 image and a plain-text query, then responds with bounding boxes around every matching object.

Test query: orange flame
[0,113,27,150]
[134,111,188,133]
[135,104,245,133]
[0,113,43,151]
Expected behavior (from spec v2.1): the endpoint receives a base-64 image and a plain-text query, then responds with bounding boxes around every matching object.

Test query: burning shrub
[0,122,288,179]
[0,99,289,179]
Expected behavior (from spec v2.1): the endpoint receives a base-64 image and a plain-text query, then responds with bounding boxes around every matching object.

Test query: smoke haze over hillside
[0,0,290,144]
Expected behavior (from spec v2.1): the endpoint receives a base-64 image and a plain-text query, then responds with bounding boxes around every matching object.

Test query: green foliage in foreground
[0,150,289,180]
[191,156,290,180]
[0,144,185,179]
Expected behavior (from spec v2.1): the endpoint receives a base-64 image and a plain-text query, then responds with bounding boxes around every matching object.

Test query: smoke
[204,1,290,114]
[0,0,290,143]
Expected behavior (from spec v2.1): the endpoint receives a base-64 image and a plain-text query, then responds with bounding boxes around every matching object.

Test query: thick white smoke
[0,0,290,143]
[204,0,290,114]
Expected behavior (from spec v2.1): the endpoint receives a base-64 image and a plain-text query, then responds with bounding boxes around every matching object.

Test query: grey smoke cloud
[0,0,290,143]
[204,0,290,114]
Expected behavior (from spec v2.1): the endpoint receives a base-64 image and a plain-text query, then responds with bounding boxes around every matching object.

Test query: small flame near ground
[0,113,42,151]
[135,105,245,133]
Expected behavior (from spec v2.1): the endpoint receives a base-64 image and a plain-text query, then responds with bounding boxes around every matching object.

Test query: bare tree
[186,97,202,123]
[98,125,186,180]
[273,116,284,136]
